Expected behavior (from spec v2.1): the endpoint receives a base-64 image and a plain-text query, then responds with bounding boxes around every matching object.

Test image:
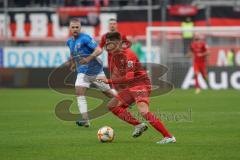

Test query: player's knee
[107,102,115,110]
[76,90,84,96]
[75,86,86,96]
[137,102,149,115]
[107,98,119,110]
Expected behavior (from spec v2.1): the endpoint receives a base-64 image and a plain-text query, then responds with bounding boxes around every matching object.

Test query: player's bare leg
[136,102,176,144]
[75,86,90,127]
[101,87,118,99]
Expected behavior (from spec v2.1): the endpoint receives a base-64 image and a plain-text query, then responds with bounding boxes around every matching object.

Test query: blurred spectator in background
[64,0,78,6]
[35,0,50,7]
[227,48,235,66]
[132,0,158,5]
[130,37,145,62]
[181,17,194,55]
[81,0,94,6]
[58,0,65,6]
[1,0,156,7]
[134,0,147,5]
[119,0,128,6]
[169,0,193,5]
[13,0,30,7]
[94,0,109,7]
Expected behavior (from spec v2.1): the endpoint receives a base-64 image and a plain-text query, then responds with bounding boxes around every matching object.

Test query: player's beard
[110,27,116,32]
[73,32,79,37]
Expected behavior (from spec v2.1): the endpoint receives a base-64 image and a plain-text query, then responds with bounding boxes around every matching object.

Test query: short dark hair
[70,17,81,24]
[106,32,121,41]
[109,18,117,22]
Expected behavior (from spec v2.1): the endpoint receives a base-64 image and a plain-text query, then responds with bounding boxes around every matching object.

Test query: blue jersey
[66,33,103,76]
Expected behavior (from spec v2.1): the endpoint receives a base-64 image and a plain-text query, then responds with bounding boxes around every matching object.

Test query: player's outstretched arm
[79,47,102,64]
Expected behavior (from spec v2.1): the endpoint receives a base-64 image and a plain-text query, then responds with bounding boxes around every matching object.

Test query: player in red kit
[99,18,130,70]
[97,32,176,144]
[189,34,209,94]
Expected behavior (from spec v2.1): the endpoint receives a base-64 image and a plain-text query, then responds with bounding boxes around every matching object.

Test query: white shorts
[75,71,111,91]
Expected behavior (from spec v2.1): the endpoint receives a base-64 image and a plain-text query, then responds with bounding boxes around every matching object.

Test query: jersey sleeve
[83,34,98,50]
[66,39,70,48]
[99,34,106,49]
[66,39,73,57]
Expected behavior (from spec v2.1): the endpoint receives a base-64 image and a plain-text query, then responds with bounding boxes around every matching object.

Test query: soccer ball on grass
[97,126,114,143]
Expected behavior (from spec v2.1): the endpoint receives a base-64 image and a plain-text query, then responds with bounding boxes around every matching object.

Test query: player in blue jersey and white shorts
[66,18,117,127]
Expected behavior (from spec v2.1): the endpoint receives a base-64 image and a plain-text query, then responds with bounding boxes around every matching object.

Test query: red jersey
[100,32,128,70]
[190,41,207,64]
[108,49,150,90]
[99,32,127,49]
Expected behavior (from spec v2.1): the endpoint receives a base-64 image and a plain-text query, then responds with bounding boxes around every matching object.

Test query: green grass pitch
[0,89,240,160]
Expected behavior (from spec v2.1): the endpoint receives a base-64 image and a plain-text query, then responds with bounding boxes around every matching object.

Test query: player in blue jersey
[66,18,117,127]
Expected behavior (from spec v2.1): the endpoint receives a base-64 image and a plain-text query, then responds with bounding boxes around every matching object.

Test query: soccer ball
[97,126,114,142]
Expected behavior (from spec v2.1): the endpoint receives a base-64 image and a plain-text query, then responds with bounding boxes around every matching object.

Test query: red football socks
[143,112,172,137]
[194,74,200,89]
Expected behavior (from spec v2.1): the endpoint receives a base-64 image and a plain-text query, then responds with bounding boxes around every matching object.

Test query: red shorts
[194,62,207,76]
[116,84,151,106]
